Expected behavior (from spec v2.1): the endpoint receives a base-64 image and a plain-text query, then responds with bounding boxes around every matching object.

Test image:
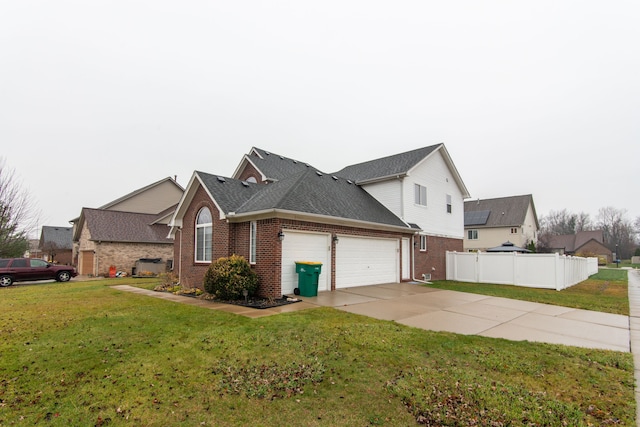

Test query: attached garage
[281,231,331,295]
[335,236,399,288]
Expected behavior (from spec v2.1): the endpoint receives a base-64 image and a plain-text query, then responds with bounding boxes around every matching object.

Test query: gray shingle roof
[248,148,317,182]
[40,226,73,250]
[334,144,441,183]
[548,230,606,252]
[197,169,409,229]
[82,208,173,243]
[464,195,536,228]
[196,172,263,213]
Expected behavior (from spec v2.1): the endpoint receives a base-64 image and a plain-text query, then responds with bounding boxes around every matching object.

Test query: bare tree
[596,206,635,259]
[0,159,39,257]
[574,212,593,232]
[540,209,577,235]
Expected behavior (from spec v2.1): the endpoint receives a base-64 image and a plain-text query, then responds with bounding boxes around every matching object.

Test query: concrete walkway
[299,281,630,352]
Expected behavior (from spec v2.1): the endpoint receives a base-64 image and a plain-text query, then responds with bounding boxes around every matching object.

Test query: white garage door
[281,231,331,295]
[336,236,399,288]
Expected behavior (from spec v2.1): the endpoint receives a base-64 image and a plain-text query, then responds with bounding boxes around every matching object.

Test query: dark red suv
[0,258,78,286]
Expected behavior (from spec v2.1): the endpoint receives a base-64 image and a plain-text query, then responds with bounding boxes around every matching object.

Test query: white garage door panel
[281,232,331,295]
[336,236,398,288]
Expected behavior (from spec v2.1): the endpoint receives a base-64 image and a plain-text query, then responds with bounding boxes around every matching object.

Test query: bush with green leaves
[203,254,259,300]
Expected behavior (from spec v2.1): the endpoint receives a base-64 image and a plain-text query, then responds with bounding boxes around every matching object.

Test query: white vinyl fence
[446,251,599,291]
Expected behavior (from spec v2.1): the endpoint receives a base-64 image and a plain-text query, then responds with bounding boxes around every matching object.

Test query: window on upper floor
[446,194,452,213]
[511,227,518,234]
[246,176,257,183]
[195,207,213,262]
[249,221,257,264]
[414,184,427,206]
[467,229,478,240]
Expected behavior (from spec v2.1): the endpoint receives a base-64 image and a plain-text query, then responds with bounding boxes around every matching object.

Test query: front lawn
[0,279,634,426]
[428,268,630,315]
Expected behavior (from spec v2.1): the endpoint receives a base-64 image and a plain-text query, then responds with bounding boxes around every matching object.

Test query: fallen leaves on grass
[213,358,325,399]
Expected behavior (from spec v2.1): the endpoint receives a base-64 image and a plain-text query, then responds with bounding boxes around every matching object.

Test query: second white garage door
[335,236,399,288]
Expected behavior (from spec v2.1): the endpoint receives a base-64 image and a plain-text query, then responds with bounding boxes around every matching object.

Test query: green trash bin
[295,261,322,297]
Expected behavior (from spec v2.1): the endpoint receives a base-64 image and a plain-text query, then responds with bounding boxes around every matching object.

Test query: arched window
[246,176,258,183]
[195,207,212,262]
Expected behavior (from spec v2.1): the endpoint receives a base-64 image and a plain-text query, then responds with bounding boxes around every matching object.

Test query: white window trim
[195,207,213,263]
[468,229,478,240]
[249,221,257,265]
[446,194,452,214]
[414,183,427,206]
[420,235,427,252]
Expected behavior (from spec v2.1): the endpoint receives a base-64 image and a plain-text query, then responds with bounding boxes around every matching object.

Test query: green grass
[428,268,630,315]
[0,279,635,426]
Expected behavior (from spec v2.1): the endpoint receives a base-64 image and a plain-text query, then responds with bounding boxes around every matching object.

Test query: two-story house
[463,195,539,252]
[169,144,469,297]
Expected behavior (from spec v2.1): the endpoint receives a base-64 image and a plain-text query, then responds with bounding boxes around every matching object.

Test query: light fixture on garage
[278,231,285,241]
[333,235,339,244]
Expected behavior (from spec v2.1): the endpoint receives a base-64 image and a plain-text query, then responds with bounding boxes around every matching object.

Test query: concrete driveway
[298,282,630,352]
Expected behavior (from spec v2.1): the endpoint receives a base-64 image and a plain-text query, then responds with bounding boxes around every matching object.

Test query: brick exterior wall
[173,185,227,289]
[94,242,173,276]
[414,235,463,281]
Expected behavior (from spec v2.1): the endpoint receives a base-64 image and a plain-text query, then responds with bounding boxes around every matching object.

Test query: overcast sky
[2,1,639,236]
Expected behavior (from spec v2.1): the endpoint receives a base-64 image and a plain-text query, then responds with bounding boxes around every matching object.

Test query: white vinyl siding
[402,150,465,239]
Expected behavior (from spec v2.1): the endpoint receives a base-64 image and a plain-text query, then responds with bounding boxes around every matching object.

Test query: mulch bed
[224,297,301,310]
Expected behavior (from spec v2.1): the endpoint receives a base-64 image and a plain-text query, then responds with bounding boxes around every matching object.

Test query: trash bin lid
[295,261,322,265]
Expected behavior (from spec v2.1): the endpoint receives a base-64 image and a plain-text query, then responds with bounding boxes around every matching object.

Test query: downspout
[177,228,182,286]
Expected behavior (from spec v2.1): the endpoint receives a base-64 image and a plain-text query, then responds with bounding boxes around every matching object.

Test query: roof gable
[99,177,184,213]
[335,144,470,198]
[40,226,73,250]
[232,147,316,182]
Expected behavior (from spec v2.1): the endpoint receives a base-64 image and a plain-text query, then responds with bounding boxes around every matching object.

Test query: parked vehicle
[0,258,78,286]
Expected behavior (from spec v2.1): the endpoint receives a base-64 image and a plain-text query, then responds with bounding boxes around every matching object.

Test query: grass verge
[0,279,634,426]
[427,268,629,315]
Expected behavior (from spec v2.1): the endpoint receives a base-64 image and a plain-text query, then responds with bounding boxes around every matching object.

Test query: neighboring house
[547,230,612,264]
[169,144,469,297]
[71,177,183,276]
[39,226,73,264]
[73,207,176,276]
[464,195,539,252]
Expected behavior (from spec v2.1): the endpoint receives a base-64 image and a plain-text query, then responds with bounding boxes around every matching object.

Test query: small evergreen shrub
[203,254,259,300]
